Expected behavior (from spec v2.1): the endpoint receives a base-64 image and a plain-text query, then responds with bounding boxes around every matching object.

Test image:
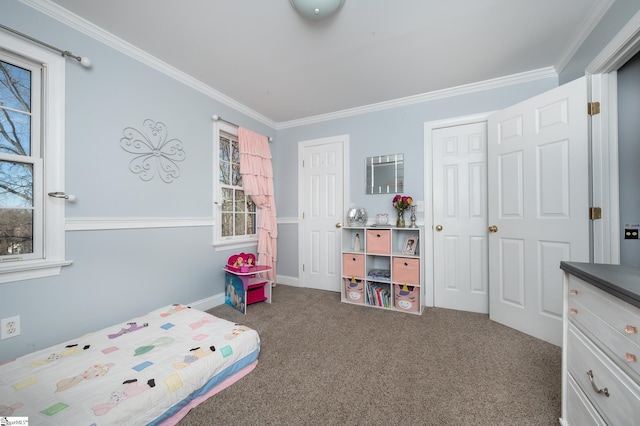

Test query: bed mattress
[0,304,260,425]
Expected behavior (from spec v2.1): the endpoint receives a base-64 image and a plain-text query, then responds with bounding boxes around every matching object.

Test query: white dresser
[560,262,640,425]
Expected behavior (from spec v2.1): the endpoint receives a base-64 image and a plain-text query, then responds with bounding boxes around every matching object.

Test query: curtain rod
[212,114,273,142]
[0,23,92,68]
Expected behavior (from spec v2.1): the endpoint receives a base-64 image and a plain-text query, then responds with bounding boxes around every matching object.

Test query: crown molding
[586,8,640,74]
[20,0,277,129]
[555,0,615,74]
[276,67,558,129]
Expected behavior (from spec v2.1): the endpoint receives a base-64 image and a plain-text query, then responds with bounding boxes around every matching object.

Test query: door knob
[488,225,498,233]
[335,223,342,228]
[435,225,443,232]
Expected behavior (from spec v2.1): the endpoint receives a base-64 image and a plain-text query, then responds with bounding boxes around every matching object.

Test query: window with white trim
[213,121,257,248]
[0,33,69,283]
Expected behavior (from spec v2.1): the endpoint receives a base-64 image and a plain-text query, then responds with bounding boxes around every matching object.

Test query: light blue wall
[0,1,275,362]
[617,52,640,265]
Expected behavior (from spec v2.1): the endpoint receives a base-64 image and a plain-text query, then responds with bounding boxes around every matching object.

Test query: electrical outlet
[1,315,21,339]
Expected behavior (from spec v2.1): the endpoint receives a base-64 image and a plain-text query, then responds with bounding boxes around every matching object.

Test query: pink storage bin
[392,257,420,284]
[344,278,364,303]
[343,254,365,278]
[366,229,391,254]
[394,284,419,312]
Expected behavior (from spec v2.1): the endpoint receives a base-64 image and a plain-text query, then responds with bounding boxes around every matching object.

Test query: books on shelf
[367,282,391,308]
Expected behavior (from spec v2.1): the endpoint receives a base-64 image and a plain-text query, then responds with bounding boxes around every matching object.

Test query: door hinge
[588,102,600,116]
[589,207,602,220]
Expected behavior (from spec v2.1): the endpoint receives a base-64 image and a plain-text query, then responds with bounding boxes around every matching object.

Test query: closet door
[487,76,589,346]
[299,136,346,292]
[432,121,489,314]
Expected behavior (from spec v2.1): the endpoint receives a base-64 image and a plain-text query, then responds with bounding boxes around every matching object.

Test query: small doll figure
[354,233,361,251]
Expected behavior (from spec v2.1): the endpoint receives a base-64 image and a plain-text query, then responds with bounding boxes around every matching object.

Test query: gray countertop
[560,262,640,309]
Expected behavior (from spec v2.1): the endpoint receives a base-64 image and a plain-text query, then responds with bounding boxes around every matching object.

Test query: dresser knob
[569,289,578,296]
[625,352,638,363]
[625,325,638,334]
[569,308,578,315]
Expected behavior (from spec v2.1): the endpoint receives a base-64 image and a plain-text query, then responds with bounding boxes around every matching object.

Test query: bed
[0,304,260,425]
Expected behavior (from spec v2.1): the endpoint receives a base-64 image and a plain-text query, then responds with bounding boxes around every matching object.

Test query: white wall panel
[499,151,524,218]
[499,238,525,306]
[469,162,485,218]
[536,98,569,133]
[538,241,570,317]
[538,140,569,217]
[470,236,487,293]
[444,165,459,219]
[444,236,460,290]
[498,115,523,143]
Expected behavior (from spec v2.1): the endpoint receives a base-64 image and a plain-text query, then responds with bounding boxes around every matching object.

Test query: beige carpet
[177,284,561,425]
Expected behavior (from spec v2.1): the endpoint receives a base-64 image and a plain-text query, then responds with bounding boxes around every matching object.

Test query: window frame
[212,120,258,250]
[0,31,70,283]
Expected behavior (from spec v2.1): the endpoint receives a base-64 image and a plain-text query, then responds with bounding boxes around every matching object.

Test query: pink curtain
[238,127,277,283]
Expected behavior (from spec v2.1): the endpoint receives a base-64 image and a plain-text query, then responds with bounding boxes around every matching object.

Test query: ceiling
[44,0,608,124]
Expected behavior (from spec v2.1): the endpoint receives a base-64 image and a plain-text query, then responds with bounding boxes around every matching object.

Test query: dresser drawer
[366,229,391,255]
[565,373,606,426]
[392,257,420,284]
[568,276,640,348]
[343,254,365,278]
[567,324,640,424]
[569,297,640,381]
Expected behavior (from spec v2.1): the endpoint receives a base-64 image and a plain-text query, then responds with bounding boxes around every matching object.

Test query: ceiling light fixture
[289,0,345,20]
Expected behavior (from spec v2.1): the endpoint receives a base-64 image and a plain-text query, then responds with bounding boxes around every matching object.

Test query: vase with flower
[392,194,413,228]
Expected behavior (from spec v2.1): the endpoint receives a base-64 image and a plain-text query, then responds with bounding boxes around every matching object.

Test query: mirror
[366,153,404,194]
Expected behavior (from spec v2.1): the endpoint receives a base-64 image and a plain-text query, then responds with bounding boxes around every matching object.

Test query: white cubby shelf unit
[341,226,424,315]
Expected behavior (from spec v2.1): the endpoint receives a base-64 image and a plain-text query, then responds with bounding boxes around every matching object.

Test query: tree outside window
[218,133,256,239]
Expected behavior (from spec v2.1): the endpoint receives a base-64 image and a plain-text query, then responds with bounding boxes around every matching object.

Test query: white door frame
[587,9,640,264]
[424,113,492,307]
[297,135,350,288]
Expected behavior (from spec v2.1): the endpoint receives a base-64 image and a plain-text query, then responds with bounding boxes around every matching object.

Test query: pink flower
[392,194,413,212]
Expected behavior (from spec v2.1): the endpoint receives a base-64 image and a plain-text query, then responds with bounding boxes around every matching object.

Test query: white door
[432,122,489,313]
[299,137,345,292]
[488,76,589,346]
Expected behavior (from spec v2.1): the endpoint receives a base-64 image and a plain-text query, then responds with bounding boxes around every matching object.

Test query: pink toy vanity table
[223,264,272,314]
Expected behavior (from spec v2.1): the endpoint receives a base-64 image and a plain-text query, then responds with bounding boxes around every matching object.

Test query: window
[0,32,69,283]
[213,121,257,249]
[0,54,41,261]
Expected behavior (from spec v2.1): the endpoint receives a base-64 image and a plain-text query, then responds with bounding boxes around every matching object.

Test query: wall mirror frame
[366,153,404,194]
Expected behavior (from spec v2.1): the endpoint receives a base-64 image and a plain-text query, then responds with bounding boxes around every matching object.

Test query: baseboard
[189,292,226,311]
[275,274,299,287]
